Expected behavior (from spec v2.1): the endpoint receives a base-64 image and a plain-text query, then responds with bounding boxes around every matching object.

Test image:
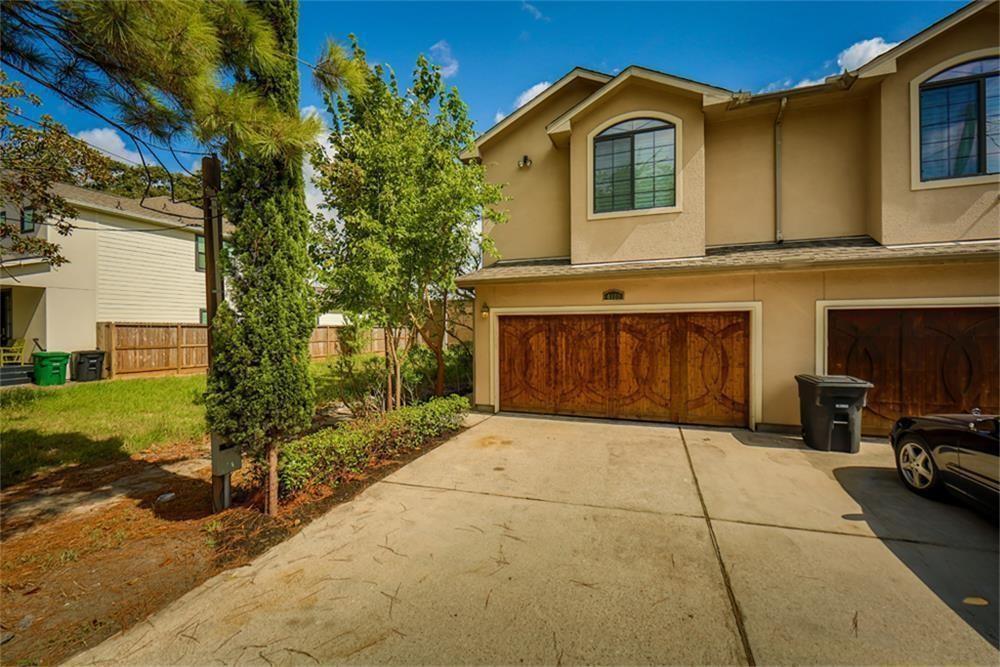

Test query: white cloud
[429,40,459,79]
[490,81,552,127]
[794,77,826,89]
[758,35,898,94]
[74,127,143,164]
[514,81,551,109]
[521,1,550,21]
[301,105,334,216]
[836,37,899,71]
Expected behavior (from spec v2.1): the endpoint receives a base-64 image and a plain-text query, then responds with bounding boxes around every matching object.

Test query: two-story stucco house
[458,0,1000,435]
[0,183,342,368]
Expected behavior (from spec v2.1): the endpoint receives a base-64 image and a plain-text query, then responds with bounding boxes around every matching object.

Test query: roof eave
[456,246,999,287]
[468,67,612,158]
[855,0,994,79]
[545,66,732,139]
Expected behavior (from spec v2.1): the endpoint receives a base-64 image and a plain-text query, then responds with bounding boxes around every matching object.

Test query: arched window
[593,118,675,213]
[919,56,999,181]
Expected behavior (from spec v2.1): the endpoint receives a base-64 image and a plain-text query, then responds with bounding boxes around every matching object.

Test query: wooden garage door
[828,307,1000,435]
[498,312,749,426]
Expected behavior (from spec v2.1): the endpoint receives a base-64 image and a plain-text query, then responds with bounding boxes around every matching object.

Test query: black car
[890,413,999,514]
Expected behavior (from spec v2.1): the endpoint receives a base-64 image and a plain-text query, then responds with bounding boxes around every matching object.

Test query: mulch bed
[0,429,460,666]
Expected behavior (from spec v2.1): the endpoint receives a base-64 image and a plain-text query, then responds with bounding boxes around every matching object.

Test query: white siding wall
[95,214,206,323]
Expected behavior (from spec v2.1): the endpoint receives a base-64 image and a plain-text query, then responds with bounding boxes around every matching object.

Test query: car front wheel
[895,438,942,498]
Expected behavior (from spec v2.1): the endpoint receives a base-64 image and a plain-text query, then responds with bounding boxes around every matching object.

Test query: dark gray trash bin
[73,350,105,382]
[795,374,873,453]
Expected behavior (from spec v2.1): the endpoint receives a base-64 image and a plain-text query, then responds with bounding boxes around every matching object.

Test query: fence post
[176,324,182,373]
[108,323,116,379]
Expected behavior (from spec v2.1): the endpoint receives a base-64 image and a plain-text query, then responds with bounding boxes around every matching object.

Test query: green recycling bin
[32,351,71,386]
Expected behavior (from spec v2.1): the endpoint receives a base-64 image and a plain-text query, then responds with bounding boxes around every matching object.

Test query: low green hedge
[278,395,469,495]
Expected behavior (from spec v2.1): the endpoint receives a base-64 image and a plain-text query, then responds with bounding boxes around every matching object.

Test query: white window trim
[587,110,684,220]
[909,47,1000,192]
[488,301,762,429]
[813,296,1000,375]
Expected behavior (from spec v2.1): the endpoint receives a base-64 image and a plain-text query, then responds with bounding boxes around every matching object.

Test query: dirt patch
[476,435,513,448]
[0,429,462,666]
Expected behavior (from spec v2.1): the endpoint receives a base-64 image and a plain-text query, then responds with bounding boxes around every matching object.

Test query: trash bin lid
[795,374,873,388]
[74,350,104,355]
[33,351,71,359]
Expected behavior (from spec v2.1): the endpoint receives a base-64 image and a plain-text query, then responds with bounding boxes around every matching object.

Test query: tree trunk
[433,343,445,396]
[266,441,278,516]
[394,343,402,408]
[383,328,393,411]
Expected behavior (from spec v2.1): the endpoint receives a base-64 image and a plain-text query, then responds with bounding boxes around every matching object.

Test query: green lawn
[1,362,341,486]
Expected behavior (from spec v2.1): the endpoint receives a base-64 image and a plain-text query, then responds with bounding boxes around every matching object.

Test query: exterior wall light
[480,302,490,319]
[517,155,532,169]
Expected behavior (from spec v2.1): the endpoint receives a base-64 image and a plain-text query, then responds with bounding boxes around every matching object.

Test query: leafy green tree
[1,73,112,266]
[205,0,333,515]
[312,44,505,401]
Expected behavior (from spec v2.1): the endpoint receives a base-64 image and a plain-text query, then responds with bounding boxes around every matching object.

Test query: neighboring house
[0,182,342,366]
[458,1,1000,435]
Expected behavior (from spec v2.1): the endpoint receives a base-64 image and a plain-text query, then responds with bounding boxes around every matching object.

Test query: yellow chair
[0,339,25,366]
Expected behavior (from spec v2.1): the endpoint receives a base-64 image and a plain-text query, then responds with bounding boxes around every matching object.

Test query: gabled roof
[52,182,234,235]
[470,0,994,147]
[463,67,611,159]
[855,0,995,78]
[546,66,732,142]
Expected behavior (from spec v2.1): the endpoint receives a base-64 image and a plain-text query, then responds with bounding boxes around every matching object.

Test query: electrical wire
[2,61,209,220]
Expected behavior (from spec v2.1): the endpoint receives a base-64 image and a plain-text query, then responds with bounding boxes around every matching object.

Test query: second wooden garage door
[498,312,749,426]
[828,306,1000,435]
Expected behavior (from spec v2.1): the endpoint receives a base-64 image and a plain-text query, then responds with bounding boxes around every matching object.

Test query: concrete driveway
[72,414,999,665]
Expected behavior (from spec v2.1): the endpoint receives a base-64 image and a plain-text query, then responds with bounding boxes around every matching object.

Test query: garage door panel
[827,309,903,434]
[684,312,751,427]
[828,307,999,436]
[498,312,749,427]
[615,314,678,421]
[498,316,554,414]
[553,315,612,418]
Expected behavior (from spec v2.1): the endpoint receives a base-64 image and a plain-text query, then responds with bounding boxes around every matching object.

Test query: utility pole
[203,155,241,512]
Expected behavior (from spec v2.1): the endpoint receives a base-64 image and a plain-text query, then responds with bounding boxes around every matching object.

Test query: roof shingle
[457,237,1000,286]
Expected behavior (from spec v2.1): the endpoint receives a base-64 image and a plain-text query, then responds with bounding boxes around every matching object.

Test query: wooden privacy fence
[97,323,350,379]
[97,312,470,379]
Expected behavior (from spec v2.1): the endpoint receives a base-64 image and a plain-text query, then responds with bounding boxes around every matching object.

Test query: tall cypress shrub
[207,0,316,515]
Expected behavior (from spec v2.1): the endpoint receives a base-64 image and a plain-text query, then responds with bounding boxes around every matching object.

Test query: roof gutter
[774,96,788,244]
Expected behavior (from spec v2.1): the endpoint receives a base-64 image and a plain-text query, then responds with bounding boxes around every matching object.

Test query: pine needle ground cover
[1,393,469,665]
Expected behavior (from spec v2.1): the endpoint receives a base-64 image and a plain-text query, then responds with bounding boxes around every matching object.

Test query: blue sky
[10,1,965,176]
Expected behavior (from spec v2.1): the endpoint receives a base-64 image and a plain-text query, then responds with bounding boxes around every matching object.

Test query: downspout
[774,96,788,244]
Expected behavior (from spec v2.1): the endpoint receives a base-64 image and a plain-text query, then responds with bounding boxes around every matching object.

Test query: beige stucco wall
[470,258,999,427]
[866,92,883,242]
[705,112,774,245]
[480,78,603,265]
[569,81,706,263]
[781,99,870,241]
[875,6,1000,245]
[705,94,871,246]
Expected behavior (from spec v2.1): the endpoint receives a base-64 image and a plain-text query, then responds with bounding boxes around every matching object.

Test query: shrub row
[278,395,469,495]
